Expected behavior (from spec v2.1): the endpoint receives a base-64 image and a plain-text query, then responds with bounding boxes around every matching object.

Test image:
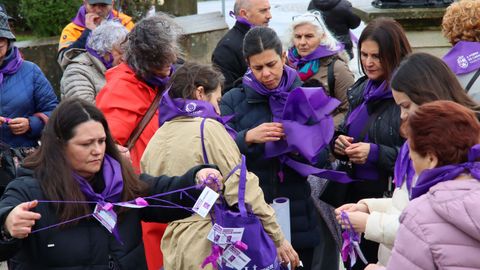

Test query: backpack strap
[327,57,337,98]
[465,69,480,92]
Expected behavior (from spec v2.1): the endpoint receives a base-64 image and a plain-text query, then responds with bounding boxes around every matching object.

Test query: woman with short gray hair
[60,20,128,103]
[95,13,182,270]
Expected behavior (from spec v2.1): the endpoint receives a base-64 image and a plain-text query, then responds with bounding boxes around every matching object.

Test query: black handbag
[0,143,36,195]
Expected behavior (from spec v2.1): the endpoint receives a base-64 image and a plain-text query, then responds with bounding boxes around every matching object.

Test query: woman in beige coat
[287,11,354,127]
[141,62,299,270]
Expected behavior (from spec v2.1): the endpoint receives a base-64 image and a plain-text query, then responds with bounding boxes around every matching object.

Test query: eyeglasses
[292,14,321,25]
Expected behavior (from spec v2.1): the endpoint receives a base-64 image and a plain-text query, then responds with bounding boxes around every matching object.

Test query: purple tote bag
[200,118,281,269]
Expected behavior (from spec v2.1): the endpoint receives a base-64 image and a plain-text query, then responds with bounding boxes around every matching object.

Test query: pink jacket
[384,179,480,270]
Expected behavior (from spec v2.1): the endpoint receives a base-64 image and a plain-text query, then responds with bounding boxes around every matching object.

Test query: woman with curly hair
[442,0,480,100]
[95,12,181,270]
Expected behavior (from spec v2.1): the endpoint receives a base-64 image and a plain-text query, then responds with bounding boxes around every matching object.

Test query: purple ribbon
[144,65,175,88]
[86,44,114,69]
[229,10,254,29]
[443,41,480,75]
[201,244,223,269]
[410,144,480,199]
[158,88,237,138]
[71,5,114,28]
[394,142,415,192]
[346,80,392,140]
[340,211,368,268]
[242,65,354,182]
[0,47,23,84]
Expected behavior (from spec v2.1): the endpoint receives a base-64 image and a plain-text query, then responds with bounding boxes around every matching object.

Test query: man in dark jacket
[212,0,272,93]
[308,0,360,59]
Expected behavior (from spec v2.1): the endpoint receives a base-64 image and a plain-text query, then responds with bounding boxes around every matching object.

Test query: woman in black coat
[221,27,337,269]
[330,17,411,269]
[0,99,221,270]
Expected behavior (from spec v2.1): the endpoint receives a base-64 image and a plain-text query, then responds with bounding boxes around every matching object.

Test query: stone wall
[14,12,228,97]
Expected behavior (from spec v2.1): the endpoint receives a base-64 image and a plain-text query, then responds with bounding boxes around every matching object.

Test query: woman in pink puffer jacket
[366,100,480,270]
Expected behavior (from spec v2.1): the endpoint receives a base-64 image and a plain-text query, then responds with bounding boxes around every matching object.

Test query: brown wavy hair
[442,0,480,45]
[406,101,480,167]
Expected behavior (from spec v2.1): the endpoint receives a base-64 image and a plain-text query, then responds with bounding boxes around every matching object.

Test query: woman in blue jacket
[0,12,58,148]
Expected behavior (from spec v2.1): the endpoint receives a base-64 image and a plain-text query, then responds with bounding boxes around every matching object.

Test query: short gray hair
[286,11,340,51]
[234,0,252,16]
[125,12,183,80]
[87,20,128,55]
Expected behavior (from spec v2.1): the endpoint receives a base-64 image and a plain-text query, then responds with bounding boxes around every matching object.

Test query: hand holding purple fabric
[335,203,369,214]
[345,142,371,164]
[4,200,42,239]
[195,168,223,192]
[338,211,369,234]
[245,122,285,145]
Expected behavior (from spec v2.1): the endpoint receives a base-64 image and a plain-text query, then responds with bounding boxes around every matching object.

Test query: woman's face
[392,89,420,122]
[293,23,322,57]
[65,120,106,179]
[248,49,286,90]
[360,39,385,81]
[408,143,437,177]
[0,38,8,64]
[111,46,123,67]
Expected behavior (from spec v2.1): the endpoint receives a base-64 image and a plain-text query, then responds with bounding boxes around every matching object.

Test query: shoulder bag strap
[327,57,337,97]
[356,100,391,142]
[237,155,248,217]
[465,69,480,92]
[125,90,162,150]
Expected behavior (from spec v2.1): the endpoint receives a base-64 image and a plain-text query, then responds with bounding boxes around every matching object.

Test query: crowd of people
[0,0,479,269]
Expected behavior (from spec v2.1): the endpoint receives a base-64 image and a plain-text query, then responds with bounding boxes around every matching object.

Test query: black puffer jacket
[0,166,207,270]
[332,76,404,203]
[220,80,323,249]
[308,0,361,56]
[211,21,250,93]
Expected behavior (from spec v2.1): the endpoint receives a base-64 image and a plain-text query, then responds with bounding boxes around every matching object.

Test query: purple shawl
[144,65,175,88]
[86,44,113,70]
[229,11,254,29]
[72,6,114,28]
[346,80,392,140]
[288,44,344,81]
[394,142,415,193]
[443,41,480,75]
[0,47,23,84]
[241,65,356,182]
[72,154,124,203]
[410,144,480,199]
[158,88,237,138]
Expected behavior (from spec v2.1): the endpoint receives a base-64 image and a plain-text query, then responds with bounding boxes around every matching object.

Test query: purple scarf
[72,6,114,28]
[394,142,415,192]
[72,154,124,203]
[410,144,480,200]
[241,65,355,182]
[158,88,237,138]
[86,44,113,70]
[346,80,392,140]
[229,10,254,29]
[443,41,480,75]
[144,65,175,88]
[0,47,23,84]
[288,43,344,81]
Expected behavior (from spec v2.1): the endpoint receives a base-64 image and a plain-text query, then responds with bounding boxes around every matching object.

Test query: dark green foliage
[19,0,80,36]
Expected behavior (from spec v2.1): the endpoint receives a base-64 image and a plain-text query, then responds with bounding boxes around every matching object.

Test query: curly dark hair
[125,12,183,80]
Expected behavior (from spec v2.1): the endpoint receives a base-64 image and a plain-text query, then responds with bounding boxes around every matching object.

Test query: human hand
[85,13,102,30]
[365,263,383,270]
[196,168,223,192]
[337,211,369,233]
[0,116,7,125]
[276,239,300,269]
[335,202,369,214]
[334,135,354,155]
[8,117,30,135]
[116,144,131,162]
[245,122,284,144]
[5,200,41,239]
[345,142,371,164]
